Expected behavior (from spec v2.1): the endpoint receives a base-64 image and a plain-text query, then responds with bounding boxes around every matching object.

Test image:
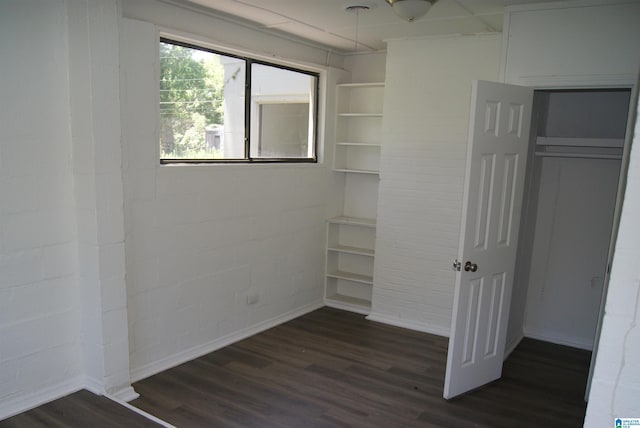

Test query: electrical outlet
[247,290,259,305]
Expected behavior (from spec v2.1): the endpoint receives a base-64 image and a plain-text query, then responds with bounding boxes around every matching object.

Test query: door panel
[444,81,533,399]
[474,154,495,250]
[497,154,518,247]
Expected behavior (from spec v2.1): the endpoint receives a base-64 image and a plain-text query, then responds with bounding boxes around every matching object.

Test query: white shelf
[333,168,379,175]
[327,270,373,285]
[338,113,383,117]
[328,244,375,257]
[334,142,380,173]
[326,81,383,315]
[336,142,381,147]
[327,216,376,228]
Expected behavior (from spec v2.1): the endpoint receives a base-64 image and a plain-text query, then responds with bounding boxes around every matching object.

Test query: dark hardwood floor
[1,307,590,427]
[0,389,160,427]
[132,307,590,428]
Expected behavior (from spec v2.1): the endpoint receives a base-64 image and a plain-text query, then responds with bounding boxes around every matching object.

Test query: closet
[514,88,631,350]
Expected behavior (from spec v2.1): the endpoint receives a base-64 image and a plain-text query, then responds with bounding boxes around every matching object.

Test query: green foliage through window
[160,41,225,159]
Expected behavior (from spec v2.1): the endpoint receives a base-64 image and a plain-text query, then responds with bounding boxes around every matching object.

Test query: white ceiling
[180,0,567,54]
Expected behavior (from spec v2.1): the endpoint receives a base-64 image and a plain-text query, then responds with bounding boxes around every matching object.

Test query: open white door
[443,80,533,399]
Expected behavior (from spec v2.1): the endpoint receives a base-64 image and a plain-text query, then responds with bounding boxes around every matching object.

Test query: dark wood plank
[131,307,590,428]
[0,390,160,428]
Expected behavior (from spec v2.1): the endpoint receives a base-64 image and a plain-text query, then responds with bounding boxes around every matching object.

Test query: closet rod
[534,152,622,160]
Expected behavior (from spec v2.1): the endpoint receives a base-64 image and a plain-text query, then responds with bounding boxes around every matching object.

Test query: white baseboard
[324,299,370,315]
[108,386,139,402]
[504,332,524,360]
[130,300,325,382]
[83,375,104,396]
[0,376,85,421]
[366,312,450,337]
[82,377,139,402]
[524,330,593,351]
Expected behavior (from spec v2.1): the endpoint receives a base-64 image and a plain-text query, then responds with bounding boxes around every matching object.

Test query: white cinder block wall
[369,34,502,334]
[1,0,344,418]
[343,52,387,83]
[68,0,134,399]
[1,0,135,416]
[584,87,640,427]
[119,0,344,380]
[0,0,84,415]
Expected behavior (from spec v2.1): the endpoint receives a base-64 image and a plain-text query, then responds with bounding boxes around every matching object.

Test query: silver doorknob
[464,261,478,272]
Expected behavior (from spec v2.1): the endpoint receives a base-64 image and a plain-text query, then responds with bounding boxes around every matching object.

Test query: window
[159,38,319,163]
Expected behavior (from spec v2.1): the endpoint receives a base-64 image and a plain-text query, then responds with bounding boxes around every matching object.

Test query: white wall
[0,0,136,417]
[514,90,629,351]
[1,0,342,418]
[523,156,620,349]
[0,0,84,415]
[68,0,134,399]
[544,91,631,139]
[502,1,640,87]
[120,11,339,380]
[343,52,387,83]
[584,84,640,428]
[369,34,502,334]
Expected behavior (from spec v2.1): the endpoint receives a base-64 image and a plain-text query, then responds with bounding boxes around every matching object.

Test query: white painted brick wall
[370,34,502,335]
[1,0,341,417]
[0,0,84,411]
[120,17,334,379]
[68,0,133,398]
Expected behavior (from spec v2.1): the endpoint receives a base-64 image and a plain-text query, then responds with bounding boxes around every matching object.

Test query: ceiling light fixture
[384,0,438,22]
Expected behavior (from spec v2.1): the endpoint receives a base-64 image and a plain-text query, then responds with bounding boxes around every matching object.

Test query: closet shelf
[327,216,377,228]
[536,136,624,148]
[535,136,624,160]
[534,151,622,160]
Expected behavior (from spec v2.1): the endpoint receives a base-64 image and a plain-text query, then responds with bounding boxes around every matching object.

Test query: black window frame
[159,37,319,165]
